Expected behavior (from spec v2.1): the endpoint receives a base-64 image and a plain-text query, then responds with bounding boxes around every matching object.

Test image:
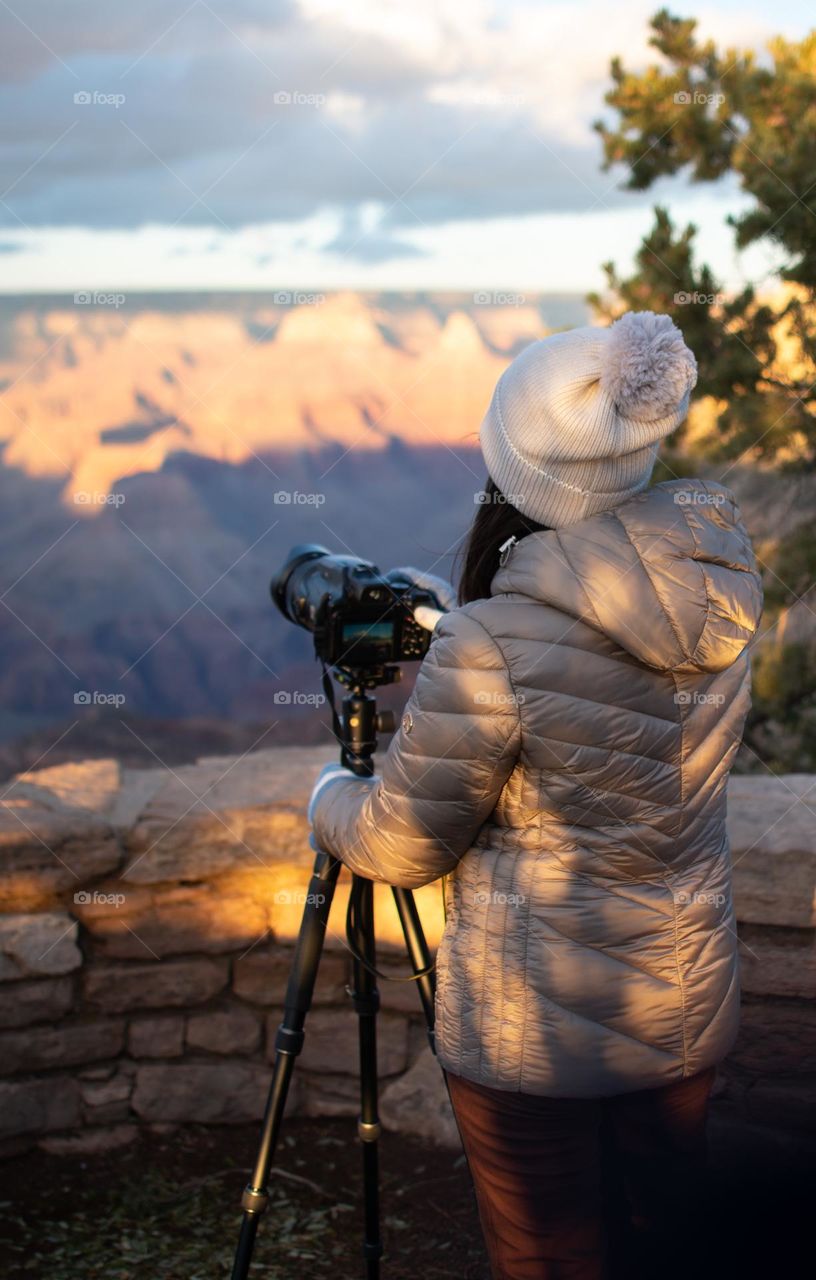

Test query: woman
[308,311,763,1279]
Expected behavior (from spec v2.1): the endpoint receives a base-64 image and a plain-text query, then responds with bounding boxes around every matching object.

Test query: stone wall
[0,748,814,1159]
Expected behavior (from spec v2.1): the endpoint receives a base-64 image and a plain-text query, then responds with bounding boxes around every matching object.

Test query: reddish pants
[446,1066,716,1280]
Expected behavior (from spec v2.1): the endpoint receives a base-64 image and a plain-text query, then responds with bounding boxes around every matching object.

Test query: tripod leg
[392,885,464,1144]
[231,848,342,1280]
[391,887,436,1049]
[348,874,383,1279]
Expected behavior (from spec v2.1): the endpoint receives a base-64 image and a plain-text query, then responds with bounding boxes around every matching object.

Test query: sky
[0,0,812,293]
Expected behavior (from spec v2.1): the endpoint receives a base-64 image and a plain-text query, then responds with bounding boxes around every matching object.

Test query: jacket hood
[490,479,763,674]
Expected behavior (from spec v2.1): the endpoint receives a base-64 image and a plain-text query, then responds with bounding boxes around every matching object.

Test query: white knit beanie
[479,311,697,528]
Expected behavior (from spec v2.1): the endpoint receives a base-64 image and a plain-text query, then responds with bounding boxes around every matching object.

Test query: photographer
[309,312,763,1280]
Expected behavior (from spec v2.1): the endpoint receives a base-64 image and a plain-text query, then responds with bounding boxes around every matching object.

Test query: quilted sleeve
[310,607,522,888]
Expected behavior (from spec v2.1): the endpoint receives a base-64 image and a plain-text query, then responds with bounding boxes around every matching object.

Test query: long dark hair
[456,477,549,605]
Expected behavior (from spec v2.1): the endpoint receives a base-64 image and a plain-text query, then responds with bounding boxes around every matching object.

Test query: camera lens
[271,544,330,622]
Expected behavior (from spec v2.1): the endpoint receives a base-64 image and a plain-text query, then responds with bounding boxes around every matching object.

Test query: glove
[307,763,348,825]
[307,762,379,826]
[384,566,457,613]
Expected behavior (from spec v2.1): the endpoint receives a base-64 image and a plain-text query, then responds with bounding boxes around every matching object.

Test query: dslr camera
[272,544,443,679]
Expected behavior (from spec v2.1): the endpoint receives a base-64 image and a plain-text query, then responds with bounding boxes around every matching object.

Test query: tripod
[231,668,439,1280]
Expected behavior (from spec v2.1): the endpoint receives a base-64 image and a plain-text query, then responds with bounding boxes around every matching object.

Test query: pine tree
[593,12,816,767]
[593,10,816,466]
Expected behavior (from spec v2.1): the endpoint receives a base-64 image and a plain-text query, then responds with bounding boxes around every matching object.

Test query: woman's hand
[307,763,348,825]
[384,566,457,613]
[307,762,379,827]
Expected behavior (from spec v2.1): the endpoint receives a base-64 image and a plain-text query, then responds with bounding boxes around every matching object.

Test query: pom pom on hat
[479,309,699,527]
[600,310,697,421]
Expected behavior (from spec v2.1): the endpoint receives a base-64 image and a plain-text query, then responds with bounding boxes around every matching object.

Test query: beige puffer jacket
[311,479,763,1096]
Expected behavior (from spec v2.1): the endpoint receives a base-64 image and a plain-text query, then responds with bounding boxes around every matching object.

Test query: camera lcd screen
[340,620,394,660]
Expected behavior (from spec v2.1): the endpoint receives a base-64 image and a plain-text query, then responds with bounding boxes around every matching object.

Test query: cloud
[321,209,427,263]
[0,1,294,81]
[0,0,771,242]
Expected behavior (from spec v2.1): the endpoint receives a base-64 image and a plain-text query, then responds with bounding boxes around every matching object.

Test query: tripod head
[330,665,400,776]
[333,662,402,694]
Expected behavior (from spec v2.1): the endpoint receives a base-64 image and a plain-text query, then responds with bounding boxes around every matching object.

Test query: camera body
[272,544,437,673]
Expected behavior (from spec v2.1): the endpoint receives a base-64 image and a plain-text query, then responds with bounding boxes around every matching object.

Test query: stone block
[728,775,816,927]
[0,976,74,1028]
[265,877,445,951]
[738,925,816,999]
[0,769,121,911]
[12,760,124,819]
[122,746,337,884]
[0,912,82,980]
[80,1067,134,1125]
[83,958,228,1013]
[233,947,349,1006]
[8,759,165,831]
[131,1060,294,1124]
[0,1018,124,1074]
[186,1006,261,1055]
[297,1071,359,1118]
[74,884,268,959]
[0,1076,81,1137]
[78,1062,119,1081]
[128,1015,185,1058]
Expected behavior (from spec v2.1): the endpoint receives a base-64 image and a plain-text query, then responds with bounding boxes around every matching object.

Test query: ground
[0,1120,489,1280]
[0,1118,813,1279]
